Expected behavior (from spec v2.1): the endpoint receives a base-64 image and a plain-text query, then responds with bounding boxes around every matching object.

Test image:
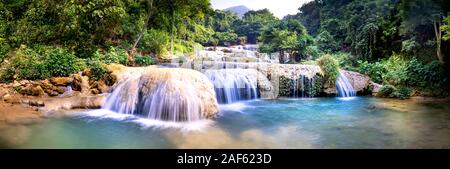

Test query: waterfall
[204,69,259,104]
[336,71,356,97]
[288,75,316,98]
[60,85,73,97]
[102,68,218,122]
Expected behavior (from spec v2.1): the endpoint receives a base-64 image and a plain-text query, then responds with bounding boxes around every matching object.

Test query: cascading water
[287,75,316,98]
[336,71,356,97]
[102,67,218,122]
[204,69,259,104]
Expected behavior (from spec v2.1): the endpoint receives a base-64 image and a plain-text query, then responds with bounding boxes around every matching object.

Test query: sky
[210,0,313,18]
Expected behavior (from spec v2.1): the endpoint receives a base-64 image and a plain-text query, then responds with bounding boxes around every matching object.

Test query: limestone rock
[50,77,73,86]
[106,65,219,121]
[19,84,45,96]
[139,68,219,119]
[370,82,382,95]
[72,74,90,95]
[341,70,371,93]
[97,80,109,93]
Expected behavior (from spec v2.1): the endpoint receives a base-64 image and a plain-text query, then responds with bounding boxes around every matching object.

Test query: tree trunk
[130,0,153,60]
[434,20,444,64]
[170,9,175,56]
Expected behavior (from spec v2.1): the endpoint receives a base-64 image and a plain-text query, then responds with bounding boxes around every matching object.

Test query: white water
[290,75,316,98]
[102,71,203,122]
[336,71,356,97]
[204,69,259,104]
[59,85,73,97]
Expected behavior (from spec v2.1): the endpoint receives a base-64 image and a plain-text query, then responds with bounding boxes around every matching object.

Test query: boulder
[19,84,45,96]
[40,79,64,96]
[140,68,219,120]
[106,65,219,121]
[341,70,371,93]
[97,80,109,93]
[72,74,90,95]
[370,82,382,95]
[50,77,73,86]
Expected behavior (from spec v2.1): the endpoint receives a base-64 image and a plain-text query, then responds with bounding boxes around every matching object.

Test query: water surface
[1,97,450,148]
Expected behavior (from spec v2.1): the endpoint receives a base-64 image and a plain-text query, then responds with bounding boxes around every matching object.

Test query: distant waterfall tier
[204,69,260,104]
[102,67,219,122]
[279,75,319,98]
[336,71,356,97]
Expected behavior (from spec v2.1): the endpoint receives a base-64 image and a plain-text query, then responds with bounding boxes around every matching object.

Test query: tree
[131,0,154,57]
[399,0,445,63]
[284,1,320,35]
[235,9,279,44]
[259,19,312,63]
[150,0,211,55]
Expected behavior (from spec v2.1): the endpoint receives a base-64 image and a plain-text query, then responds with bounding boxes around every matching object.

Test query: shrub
[104,46,128,65]
[134,55,155,66]
[334,52,357,71]
[377,85,396,98]
[382,54,409,86]
[0,45,48,81]
[43,47,86,77]
[0,45,85,81]
[304,45,321,60]
[0,39,10,62]
[317,54,340,86]
[86,58,108,81]
[393,87,412,99]
[358,60,385,84]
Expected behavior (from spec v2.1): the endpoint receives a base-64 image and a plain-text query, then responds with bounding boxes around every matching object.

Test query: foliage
[43,47,86,77]
[86,58,108,81]
[259,19,312,62]
[358,53,448,96]
[377,85,396,98]
[317,54,340,86]
[395,87,412,99]
[103,46,129,65]
[139,29,170,57]
[0,45,85,81]
[358,60,386,84]
[304,45,321,60]
[316,31,339,53]
[443,15,450,41]
[235,9,279,44]
[284,1,320,35]
[134,55,155,66]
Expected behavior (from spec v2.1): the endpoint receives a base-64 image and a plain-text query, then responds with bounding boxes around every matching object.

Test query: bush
[304,45,321,60]
[317,54,340,86]
[134,55,155,66]
[382,54,409,86]
[86,58,108,81]
[104,46,128,65]
[334,52,357,71]
[377,85,412,99]
[377,85,396,98]
[0,39,10,62]
[358,60,385,84]
[394,87,412,99]
[0,45,47,81]
[0,45,85,82]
